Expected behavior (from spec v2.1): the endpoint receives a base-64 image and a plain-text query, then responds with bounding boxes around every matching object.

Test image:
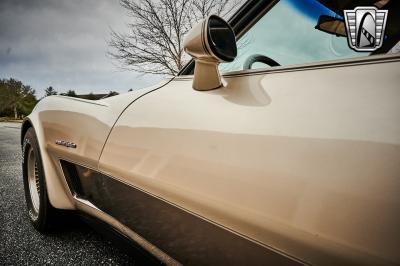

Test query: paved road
[0,122,137,265]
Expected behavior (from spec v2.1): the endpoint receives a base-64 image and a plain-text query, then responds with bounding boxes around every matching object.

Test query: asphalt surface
[0,122,138,265]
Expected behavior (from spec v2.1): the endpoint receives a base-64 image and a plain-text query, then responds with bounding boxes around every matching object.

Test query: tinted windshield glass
[220,0,367,73]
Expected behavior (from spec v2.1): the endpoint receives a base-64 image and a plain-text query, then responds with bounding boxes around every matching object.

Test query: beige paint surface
[26,81,170,209]
[99,56,400,265]
[25,53,400,265]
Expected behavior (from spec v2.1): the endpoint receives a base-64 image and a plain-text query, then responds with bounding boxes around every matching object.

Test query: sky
[0,0,162,98]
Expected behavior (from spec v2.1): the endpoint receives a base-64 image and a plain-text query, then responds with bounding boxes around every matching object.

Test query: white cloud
[0,0,163,97]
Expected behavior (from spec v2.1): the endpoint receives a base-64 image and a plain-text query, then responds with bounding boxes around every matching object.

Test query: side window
[220,0,367,73]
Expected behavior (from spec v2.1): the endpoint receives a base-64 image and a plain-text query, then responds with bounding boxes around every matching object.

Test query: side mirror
[183,15,237,91]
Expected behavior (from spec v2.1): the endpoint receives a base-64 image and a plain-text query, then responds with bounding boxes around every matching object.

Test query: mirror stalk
[193,60,224,91]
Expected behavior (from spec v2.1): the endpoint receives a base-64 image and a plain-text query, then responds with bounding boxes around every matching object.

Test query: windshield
[220,0,368,73]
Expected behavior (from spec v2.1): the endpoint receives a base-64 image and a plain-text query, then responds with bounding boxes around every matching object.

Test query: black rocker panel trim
[78,212,163,265]
[62,161,303,266]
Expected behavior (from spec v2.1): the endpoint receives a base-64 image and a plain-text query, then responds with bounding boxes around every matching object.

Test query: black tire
[22,127,60,232]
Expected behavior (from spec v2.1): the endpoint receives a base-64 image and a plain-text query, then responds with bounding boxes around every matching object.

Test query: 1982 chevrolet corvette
[21,0,400,265]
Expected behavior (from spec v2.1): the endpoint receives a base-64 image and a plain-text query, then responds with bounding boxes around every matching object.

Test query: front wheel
[22,127,61,232]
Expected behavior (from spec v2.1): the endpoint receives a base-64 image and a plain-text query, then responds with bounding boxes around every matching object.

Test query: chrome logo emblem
[55,140,77,149]
[344,6,388,52]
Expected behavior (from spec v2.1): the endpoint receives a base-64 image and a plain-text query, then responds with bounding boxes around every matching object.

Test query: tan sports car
[21,0,400,265]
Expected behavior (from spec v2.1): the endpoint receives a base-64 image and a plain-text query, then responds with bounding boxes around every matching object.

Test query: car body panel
[20,0,400,263]
[99,54,400,265]
[23,80,171,209]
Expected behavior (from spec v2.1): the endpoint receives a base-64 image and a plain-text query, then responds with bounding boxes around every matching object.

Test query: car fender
[21,79,172,210]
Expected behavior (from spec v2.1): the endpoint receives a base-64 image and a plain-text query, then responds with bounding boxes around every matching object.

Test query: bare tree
[109,0,240,76]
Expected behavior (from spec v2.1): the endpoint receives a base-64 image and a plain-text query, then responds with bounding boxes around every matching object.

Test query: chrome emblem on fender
[55,140,77,149]
[344,6,388,52]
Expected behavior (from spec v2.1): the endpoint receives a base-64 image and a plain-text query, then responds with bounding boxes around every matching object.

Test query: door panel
[99,56,400,265]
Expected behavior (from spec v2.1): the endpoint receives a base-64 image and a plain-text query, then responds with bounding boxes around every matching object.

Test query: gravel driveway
[0,122,138,265]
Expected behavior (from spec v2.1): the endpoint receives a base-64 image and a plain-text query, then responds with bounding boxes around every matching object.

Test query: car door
[98,0,400,265]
